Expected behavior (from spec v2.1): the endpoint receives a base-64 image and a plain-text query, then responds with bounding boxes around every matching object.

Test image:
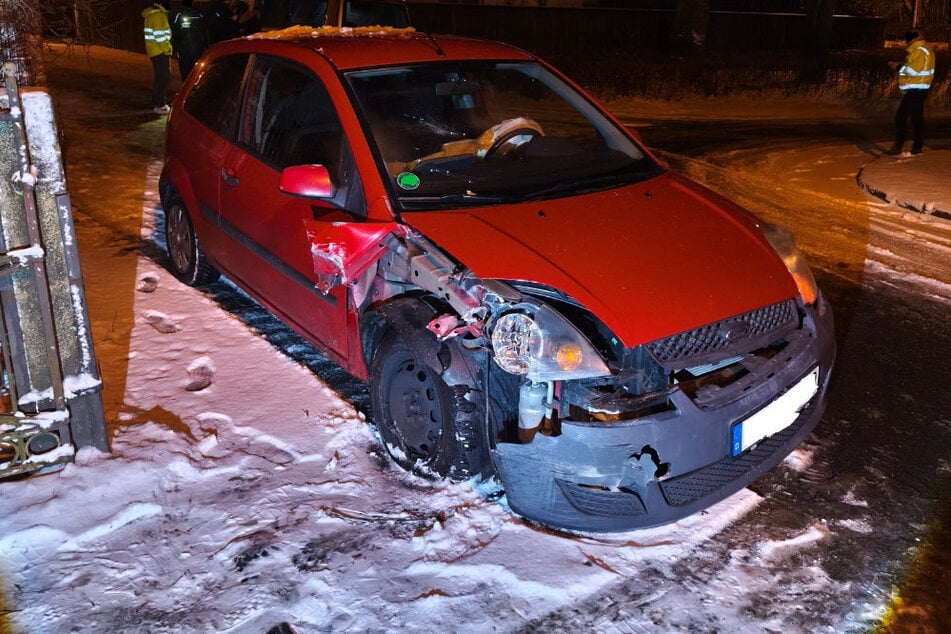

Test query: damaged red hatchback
[160,27,835,532]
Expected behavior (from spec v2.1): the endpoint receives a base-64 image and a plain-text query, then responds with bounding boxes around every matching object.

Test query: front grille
[647,300,797,369]
[556,480,647,517]
[659,401,812,506]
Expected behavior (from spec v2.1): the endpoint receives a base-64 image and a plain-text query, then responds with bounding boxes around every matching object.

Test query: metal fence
[408,4,886,56]
[48,1,885,55]
[42,1,157,53]
[0,63,108,478]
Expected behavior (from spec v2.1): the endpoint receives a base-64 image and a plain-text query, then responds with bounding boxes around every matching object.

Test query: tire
[164,195,220,286]
[370,329,489,480]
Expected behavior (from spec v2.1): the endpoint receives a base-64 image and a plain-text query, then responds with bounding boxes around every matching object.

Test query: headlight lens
[490,304,610,381]
[760,222,819,304]
[491,313,539,375]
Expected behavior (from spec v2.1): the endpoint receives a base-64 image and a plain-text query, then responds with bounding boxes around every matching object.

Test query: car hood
[400,172,798,347]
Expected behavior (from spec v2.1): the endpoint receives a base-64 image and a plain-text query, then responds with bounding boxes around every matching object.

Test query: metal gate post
[0,61,107,478]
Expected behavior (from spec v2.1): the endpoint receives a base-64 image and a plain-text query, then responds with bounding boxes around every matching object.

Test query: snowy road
[1,45,949,633]
[629,109,951,631]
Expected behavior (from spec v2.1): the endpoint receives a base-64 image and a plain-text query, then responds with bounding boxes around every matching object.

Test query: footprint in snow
[185,356,216,392]
[135,275,159,293]
[143,309,180,333]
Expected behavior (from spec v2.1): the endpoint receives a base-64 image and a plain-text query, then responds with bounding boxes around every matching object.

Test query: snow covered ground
[0,225,762,632]
[1,44,949,633]
[0,175,759,632]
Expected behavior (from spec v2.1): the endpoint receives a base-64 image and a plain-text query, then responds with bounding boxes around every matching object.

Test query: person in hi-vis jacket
[887,29,935,155]
[143,1,174,115]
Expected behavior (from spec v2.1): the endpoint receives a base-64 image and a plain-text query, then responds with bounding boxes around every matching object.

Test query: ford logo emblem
[722,321,752,342]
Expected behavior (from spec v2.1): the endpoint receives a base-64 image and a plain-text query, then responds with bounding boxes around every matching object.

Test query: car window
[183,53,250,139]
[347,61,662,210]
[240,56,345,178]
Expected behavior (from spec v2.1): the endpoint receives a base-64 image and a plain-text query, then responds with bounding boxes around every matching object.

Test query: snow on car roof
[240,25,534,70]
[248,25,419,41]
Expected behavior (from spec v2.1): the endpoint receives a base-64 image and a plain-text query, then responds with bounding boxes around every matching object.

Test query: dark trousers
[150,53,170,109]
[894,89,928,152]
[177,53,198,82]
[176,43,205,82]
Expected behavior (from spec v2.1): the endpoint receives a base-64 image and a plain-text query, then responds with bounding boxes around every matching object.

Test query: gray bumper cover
[491,298,836,533]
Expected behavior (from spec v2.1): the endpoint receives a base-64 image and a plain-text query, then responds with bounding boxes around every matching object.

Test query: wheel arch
[158,157,199,218]
[360,294,447,378]
[160,177,220,286]
[362,294,503,479]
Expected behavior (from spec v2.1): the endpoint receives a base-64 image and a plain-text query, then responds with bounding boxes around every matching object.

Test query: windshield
[346,61,663,210]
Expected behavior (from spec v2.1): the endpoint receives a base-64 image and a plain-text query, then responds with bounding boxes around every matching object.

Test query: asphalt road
[638,116,951,158]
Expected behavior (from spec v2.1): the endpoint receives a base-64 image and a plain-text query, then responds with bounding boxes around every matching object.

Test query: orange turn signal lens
[556,343,583,372]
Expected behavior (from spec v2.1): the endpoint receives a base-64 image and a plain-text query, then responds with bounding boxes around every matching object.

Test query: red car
[160,27,835,532]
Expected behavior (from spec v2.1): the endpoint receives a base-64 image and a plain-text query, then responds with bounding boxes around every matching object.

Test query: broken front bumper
[491,298,836,533]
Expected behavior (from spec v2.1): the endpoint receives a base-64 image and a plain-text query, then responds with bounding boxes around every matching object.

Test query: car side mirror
[279,164,336,199]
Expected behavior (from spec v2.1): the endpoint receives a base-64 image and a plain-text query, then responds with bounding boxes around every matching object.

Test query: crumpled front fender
[305,221,402,293]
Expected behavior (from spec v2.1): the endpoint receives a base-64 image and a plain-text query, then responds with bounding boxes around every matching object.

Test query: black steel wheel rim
[382,356,443,463]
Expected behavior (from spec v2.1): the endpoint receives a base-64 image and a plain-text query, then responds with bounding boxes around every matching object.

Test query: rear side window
[240,57,345,176]
[183,54,250,138]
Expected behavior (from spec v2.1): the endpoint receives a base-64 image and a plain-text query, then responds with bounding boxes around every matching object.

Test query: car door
[175,52,250,261]
[215,55,363,360]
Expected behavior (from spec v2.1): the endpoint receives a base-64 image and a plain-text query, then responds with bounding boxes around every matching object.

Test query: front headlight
[490,304,610,381]
[760,222,819,304]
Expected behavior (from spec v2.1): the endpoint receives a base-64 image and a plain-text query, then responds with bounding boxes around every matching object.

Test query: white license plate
[730,367,819,457]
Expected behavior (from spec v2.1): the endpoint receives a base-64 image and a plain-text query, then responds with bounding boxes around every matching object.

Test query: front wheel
[370,330,487,480]
[164,195,219,286]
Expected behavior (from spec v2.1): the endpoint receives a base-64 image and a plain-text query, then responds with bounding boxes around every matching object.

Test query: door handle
[220,168,239,187]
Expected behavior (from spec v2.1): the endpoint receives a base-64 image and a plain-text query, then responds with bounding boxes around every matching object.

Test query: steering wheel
[483,127,544,158]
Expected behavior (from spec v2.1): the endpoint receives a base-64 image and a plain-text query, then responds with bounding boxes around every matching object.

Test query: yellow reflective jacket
[143,4,173,58]
[898,39,935,91]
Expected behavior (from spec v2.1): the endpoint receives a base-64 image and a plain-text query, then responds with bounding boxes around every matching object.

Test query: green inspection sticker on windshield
[396,172,420,190]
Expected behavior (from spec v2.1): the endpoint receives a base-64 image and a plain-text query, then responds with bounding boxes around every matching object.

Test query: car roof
[239,26,537,70]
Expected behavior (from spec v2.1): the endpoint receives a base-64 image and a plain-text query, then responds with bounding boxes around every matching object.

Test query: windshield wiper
[401,193,505,205]
[521,166,662,201]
